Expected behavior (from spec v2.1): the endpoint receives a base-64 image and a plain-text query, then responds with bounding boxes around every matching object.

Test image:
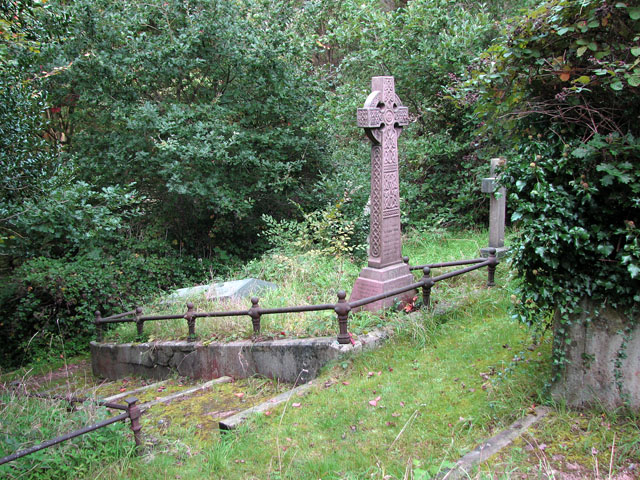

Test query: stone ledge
[91,329,390,384]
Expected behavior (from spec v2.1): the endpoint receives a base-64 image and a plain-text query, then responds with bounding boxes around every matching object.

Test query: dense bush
[0,0,539,367]
[301,0,532,228]
[471,0,640,368]
[0,241,222,367]
[39,0,326,258]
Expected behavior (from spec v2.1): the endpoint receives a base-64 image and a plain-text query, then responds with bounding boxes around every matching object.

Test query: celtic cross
[357,76,409,268]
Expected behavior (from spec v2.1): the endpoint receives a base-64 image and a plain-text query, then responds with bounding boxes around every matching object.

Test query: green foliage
[471,0,640,369]
[40,0,326,258]
[0,242,219,367]
[0,395,133,479]
[261,191,367,259]
[300,0,526,228]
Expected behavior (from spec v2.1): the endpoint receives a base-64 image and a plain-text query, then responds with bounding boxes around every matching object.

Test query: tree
[41,0,326,258]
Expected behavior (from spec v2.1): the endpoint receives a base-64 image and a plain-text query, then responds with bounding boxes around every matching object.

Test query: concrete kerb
[438,406,551,479]
[219,381,315,431]
[90,327,392,385]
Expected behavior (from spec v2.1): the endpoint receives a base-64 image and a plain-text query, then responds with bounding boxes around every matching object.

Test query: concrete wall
[91,330,388,384]
[552,300,640,410]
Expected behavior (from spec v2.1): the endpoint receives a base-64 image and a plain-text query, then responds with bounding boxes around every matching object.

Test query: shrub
[471,0,640,370]
[0,243,223,368]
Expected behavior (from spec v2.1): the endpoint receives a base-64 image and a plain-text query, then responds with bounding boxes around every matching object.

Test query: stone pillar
[350,76,415,311]
[480,157,508,259]
[552,300,640,411]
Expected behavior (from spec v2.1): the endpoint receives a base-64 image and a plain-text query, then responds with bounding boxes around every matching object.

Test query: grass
[4,228,639,479]
[85,274,553,479]
[104,229,492,343]
[0,389,135,479]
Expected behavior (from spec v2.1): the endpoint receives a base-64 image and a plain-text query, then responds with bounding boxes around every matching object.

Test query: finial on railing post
[249,297,261,335]
[421,267,433,308]
[335,290,351,344]
[487,248,498,287]
[185,302,196,340]
[125,397,143,453]
[135,307,144,339]
[95,311,103,342]
[403,255,410,266]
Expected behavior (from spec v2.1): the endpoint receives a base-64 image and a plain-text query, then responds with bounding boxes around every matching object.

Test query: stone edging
[439,406,551,479]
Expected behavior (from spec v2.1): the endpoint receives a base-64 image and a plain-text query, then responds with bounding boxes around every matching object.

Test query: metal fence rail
[95,249,499,344]
[0,395,142,466]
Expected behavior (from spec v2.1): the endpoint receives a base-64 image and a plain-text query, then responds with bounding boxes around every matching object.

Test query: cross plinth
[350,76,415,311]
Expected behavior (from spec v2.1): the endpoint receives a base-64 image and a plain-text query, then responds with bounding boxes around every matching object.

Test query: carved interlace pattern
[382,78,394,106]
[395,107,409,126]
[383,128,396,162]
[383,171,399,211]
[358,77,408,261]
[357,109,368,127]
[370,146,382,258]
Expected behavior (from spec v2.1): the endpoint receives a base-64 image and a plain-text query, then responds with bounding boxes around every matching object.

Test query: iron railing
[95,249,499,344]
[0,390,143,466]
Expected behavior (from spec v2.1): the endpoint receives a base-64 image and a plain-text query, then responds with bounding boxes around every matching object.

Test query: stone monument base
[551,299,640,411]
[349,262,416,311]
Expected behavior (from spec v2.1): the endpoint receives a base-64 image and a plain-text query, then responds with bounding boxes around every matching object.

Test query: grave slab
[205,278,277,301]
[165,278,277,302]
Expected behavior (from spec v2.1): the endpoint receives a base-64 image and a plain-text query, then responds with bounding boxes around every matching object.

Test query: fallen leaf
[292,402,301,408]
[342,381,350,385]
[369,395,382,407]
[264,411,271,416]
[392,412,400,417]
[400,401,405,407]
[234,392,245,399]
[367,371,374,377]
[119,387,126,392]
[377,371,382,376]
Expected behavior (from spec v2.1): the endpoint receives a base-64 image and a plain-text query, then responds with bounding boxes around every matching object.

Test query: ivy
[471,0,640,375]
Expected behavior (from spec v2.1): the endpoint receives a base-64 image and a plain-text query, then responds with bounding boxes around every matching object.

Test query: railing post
[421,267,433,308]
[125,397,143,453]
[487,248,498,287]
[335,290,351,344]
[95,311,103,342]
[249,297,261,335]
[185,302,196,341]
[135,307,144,339]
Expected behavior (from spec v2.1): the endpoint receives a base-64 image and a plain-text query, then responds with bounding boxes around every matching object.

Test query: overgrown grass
[479,405,640,478]
[0,389,135,479]
[105,229,494,343]
[5,228,639,479]
[93,223,490,348]
[86,270,555,479]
